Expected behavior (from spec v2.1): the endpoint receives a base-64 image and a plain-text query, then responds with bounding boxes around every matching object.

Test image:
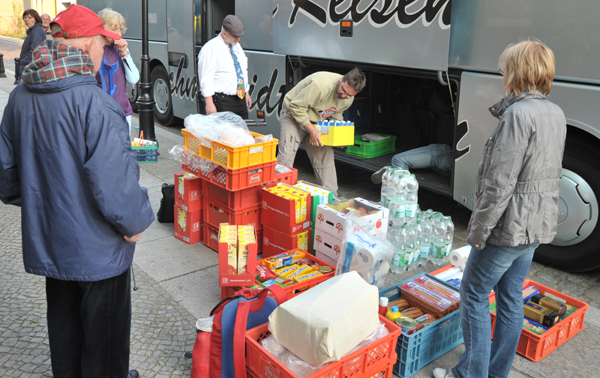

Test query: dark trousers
[213,92,249,119]
[46,268,132,378]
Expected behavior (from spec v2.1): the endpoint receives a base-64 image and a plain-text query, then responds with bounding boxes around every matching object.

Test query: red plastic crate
[245,314,401,378]
[265,165,298,188]
[221,252,336,300]
[489,279,589,361]
[182,155,276,191]
[205,224,263,254]
[203,197,262,230]
[204,180,263,209]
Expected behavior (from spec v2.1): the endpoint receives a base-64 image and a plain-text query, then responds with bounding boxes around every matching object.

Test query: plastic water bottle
[389,172,408,225]
[443,216,455,259]
[404,223,417,272]
[391,224,406,274]
[405,174,419,223]
[380,167,394,206]
[419,219,432,264]
[413,221,424,268]
[422,208,434,219]
[432,216,446,265]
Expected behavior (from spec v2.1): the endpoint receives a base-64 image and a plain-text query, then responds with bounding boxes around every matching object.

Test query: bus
[79,0,600,272]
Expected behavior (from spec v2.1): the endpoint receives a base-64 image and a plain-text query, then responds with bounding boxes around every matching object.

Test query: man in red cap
[0,5,154,378]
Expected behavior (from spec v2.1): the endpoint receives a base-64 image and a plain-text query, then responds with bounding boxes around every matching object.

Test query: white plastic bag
[184,112,255,147]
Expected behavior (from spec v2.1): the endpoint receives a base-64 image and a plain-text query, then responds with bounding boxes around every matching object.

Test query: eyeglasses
[109,27,127,34]
[339,82,355,99]
[499,68,505,75]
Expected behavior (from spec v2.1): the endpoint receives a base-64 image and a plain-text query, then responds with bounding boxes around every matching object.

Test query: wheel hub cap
[553,168,598,246]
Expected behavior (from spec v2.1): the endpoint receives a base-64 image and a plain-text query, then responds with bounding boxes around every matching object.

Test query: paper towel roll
[449,245,471,270]
[350,247,375,282]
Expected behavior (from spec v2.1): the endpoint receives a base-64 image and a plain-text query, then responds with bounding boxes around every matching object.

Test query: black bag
[157,183,175,223]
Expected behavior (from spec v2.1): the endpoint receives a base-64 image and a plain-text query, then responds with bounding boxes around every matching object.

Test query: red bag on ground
[191,285,286,378]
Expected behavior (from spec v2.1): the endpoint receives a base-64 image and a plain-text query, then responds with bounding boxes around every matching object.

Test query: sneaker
[433,368,454,378]
[370,166,389,184]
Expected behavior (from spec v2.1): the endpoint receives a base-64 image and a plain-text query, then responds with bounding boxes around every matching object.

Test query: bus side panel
[168,0,199,121]
[454,72,600,211]
[125,41,169,102]
[272,0,452,71]
[236,0,273,52]
[454,73,505,210]
[449,0,600,84]
[245,51,287,137]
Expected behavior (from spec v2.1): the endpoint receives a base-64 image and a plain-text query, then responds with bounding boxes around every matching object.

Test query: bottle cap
[379,297,389,307]
[391,305,399,312]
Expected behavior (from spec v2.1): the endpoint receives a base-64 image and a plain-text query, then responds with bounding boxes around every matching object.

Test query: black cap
[222,15,244,37]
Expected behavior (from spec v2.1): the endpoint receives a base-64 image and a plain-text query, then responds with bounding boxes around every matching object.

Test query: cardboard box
[174,172,202,212]
[313,227,343,262]
[174,204,202,244]
[315,197,388,239]
[218,228,257,287]
[261,185,312,235]
[262,226,312,258]
[315,251,338,268]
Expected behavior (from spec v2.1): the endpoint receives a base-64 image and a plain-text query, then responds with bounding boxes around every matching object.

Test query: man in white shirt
[197,15,252,118]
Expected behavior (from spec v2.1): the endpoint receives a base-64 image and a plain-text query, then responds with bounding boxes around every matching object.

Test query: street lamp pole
[137,0,156,141]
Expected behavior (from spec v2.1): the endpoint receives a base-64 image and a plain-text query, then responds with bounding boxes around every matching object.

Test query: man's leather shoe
[128,370,140,378]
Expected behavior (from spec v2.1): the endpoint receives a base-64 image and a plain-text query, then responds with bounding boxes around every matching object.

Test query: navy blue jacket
[0,75,155,281]
[18,22,46,76]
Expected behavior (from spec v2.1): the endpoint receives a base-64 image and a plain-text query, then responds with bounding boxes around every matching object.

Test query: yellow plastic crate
[316,125,355,146]
[182,129,278,170]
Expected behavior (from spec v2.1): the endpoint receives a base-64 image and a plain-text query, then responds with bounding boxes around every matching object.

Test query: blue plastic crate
[132,145,158,163]
[380,273,464,378]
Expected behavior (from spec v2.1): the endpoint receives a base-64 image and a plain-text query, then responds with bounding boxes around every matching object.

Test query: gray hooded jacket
[467,91,566,250]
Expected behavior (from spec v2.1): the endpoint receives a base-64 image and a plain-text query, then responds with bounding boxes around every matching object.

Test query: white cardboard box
[315,251,338,267]
[313,227,343,263]
[315,197,388,239]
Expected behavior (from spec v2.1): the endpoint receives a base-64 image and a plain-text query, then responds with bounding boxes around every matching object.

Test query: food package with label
[268,271,379,366]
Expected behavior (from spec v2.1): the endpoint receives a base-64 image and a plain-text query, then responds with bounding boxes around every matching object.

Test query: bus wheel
[151,66,174,126]
[534,137,600,272]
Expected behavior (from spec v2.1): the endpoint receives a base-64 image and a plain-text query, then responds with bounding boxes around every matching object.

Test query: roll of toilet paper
[449,245,471,270]
[350,247,375,283]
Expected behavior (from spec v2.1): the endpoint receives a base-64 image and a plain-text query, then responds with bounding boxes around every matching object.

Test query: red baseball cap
[50,4,121,40]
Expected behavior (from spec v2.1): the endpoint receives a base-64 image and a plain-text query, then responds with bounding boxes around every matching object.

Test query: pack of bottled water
[314,120,354,134]
[382,168,455,273]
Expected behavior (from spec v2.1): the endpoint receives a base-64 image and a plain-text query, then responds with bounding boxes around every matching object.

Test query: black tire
[534,137,600,272]
[150,65,175,126]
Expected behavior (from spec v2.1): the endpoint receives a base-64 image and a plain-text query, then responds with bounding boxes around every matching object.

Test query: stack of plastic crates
[182,129,292,254]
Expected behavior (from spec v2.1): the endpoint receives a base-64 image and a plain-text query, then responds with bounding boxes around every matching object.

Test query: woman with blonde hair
[95,8,140,136]
[434,40,567,378]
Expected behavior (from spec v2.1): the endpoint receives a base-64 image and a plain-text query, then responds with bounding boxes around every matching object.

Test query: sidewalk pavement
[1,82,599,377]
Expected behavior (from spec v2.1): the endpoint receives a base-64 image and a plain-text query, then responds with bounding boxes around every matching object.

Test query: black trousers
[46,268,132,378]
[213,92,249,119]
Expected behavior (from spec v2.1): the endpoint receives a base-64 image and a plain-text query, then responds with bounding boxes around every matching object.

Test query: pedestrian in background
[16,9,46,82]
[197,15,252,118]
[41,13,53,40]
[96,7,140,137]
[433,40,566,378]
[0,4,153,378]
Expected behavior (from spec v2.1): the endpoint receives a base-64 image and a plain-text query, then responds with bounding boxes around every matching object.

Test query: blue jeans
[452,243,539,378]
[391,144,452,176]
